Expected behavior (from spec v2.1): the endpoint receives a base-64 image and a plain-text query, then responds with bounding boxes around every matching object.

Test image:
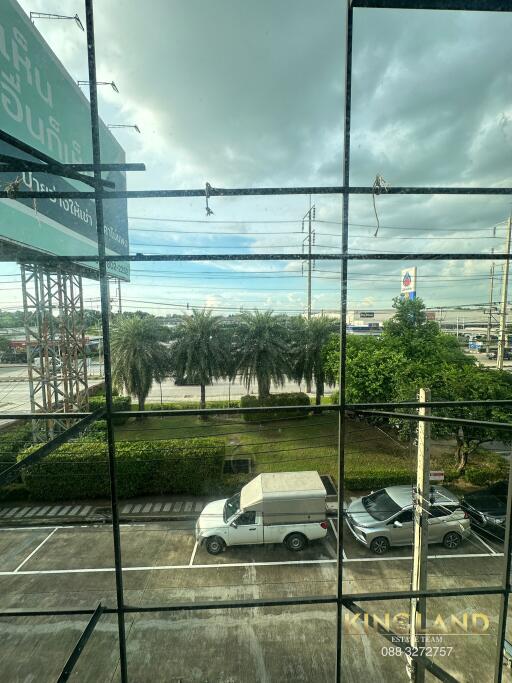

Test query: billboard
[400,267,416,300]
[0,0,129,280]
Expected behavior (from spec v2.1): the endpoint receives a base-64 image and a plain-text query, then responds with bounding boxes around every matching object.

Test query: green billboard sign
[0,0,129,279]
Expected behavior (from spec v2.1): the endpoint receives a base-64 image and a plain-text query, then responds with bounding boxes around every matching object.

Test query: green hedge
[240,393,311,422]
[0,424,33,475]
[18,437,225,501]
[88,395,131,425]
[0,482,29,502]
[465,455,508,486]
[344,468,413,490]
[142,400,240,411]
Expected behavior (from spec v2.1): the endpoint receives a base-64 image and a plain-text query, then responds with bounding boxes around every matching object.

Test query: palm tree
[170,310,228,411]
[110,315,171,413]
[232,310,290,400]
[291,315,336,405]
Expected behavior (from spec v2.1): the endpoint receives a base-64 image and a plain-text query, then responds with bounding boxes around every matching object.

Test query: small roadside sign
[429,471,444,482]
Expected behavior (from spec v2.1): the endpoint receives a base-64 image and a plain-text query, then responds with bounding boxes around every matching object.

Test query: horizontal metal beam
[357,409,512,431]
[0,157,145,173]
[2,398,511,421]
[56,603,104,683]
[1,185,511,200]
[4,253,512,264]
[0,132,114,190]
[351,0,511,10]
[0,585,505,620]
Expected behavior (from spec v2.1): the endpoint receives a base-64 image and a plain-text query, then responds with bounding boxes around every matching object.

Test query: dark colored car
[487,350,512,360]
[461,481,508,541]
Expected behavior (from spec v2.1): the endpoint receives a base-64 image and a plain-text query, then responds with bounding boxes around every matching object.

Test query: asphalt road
[0,362,311,416]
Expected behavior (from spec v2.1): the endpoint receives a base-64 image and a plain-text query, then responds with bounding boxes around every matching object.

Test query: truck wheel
[205,536,225,555]
[285,533,307,552]
[443,531,461,550]
[370,536,389,555]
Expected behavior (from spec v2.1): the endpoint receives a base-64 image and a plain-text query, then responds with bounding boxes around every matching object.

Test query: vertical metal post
[84,1,128,681]
[407,388,431,683]
[493,449,512,683]
[487,263,495,355]
[497,215,511,370]
[77,275,89,408]
[308,197,312,321]
[117,279,122,314]
[336,3,353,682]
[21,265,39,441]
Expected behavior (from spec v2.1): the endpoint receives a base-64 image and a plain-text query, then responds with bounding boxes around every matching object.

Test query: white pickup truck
[195,471,329,554]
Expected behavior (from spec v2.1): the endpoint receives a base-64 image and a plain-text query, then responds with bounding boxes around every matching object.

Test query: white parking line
[13,528,58,573]
[471,531,499,556]
[343,552,503,563]
[0,558,338,576]
[329,518,346,560]
[189,541,198,566]
[0,549,504,576]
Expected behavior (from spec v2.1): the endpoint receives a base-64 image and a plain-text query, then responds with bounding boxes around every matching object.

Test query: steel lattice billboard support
[20,263,88,441]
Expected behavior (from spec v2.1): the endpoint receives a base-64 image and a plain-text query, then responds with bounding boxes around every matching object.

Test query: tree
[419,364,512,474]
[170,310,228,412]
[324,334,407,404]
[231,310,290,400]
[291,316,337,405]
[110,316,171,414]
[323,298,512,472]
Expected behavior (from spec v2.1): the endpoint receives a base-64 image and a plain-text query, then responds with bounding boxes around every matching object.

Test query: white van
[195,471,329,555]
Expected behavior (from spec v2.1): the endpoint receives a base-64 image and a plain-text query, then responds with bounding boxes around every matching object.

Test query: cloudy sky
[4,0,512,316]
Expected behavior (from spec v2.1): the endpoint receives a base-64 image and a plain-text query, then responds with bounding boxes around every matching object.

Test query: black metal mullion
[336,3,354,682]
[84,1,128,681]
[3,185,512,200]
[56,603,104,683]
[7,252,512,264]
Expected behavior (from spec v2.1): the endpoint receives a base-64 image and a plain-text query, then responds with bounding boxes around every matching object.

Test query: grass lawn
[115,412,504,490]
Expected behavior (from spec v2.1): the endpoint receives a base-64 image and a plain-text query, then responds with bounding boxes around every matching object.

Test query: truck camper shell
[240,471,326,525]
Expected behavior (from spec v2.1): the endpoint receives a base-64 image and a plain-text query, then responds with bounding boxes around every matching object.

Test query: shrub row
[240,393,310,422]
[142,400,240,411]
[343,468,413,491]
[18,437,225,501]
[0,424,34,475]
[88,395,131,425]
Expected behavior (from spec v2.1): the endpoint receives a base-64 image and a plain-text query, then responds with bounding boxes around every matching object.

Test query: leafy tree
[0,336,11,357]
[111,316,171,414]
[170,310,228,412]
[231,310,290,400]
[401,364,512,474]
[290,316,337,405]
[323,298,512,472]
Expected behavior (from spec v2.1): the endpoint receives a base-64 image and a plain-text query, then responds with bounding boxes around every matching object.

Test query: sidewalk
[0,494,211,527]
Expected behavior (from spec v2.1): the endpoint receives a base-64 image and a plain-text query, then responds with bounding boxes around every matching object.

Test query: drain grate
[223,458,252,474]
[93,507,112,518]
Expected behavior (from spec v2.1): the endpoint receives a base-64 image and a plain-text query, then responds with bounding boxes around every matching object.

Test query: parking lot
[0,514,509,682]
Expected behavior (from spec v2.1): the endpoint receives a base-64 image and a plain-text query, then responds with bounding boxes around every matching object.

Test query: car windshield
[223,493,240,523]
[362,490,401,521]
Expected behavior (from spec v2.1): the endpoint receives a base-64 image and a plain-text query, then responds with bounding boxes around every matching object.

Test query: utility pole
[302,199,316,394]
[407,388,431,683]
[486,262,495,355]
[497,215,512,370]
[117,279,122,314]
[302,198,316,320]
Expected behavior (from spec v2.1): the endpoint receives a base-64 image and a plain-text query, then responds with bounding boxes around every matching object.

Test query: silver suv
[345,485,471,554]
